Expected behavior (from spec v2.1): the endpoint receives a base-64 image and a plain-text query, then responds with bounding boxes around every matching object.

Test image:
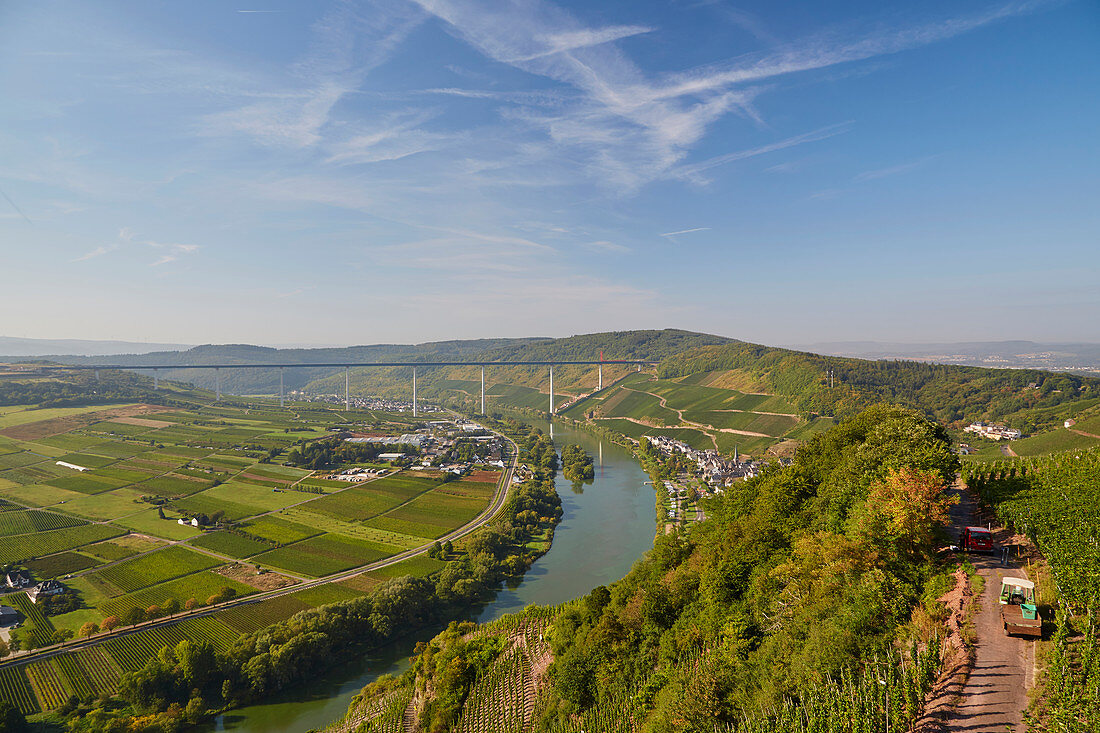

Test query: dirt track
[947,488,1034,733]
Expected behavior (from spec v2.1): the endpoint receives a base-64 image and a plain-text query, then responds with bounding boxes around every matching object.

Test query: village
[325,418,507,482]
[963,421,1024,440]
[302,393,445,414]
[645,435,787,530]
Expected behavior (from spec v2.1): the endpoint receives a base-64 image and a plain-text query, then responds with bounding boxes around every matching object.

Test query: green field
[1008,429,1100,457]
[189,530,275,558]
[242,515,321,544]
[0,404,136,429]
[97,571,254,618]
[0,524,124,562]
[254,534,403,576]
[86,545,220,596]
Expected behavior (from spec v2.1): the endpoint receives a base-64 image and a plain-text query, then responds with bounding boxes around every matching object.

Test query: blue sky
[1,0,1097,347]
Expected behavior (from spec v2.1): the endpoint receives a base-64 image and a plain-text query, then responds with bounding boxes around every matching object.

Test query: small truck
[1000,577,1042,638]
[961,526,994,553]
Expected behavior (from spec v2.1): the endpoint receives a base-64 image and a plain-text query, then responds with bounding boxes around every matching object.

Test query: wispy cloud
[854,155,938,181]
[660,227,710,237]
[671,123,851,184]
[71,227,199,266]
[72,244,117,262]
[204,0,424,148]
[0,189,33,224]
[410,0,1043,192]
[586,240,631,253]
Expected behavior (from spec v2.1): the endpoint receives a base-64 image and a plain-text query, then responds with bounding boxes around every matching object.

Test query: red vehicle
[961,526,994,553]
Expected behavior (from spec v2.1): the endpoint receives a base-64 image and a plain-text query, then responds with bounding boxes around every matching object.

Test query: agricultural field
[0,392,503,714]
[85,545,220,596]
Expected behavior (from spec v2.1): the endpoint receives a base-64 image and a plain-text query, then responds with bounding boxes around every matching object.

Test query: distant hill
[12,330,1100,458]
[0,336,193,357]
[25,330,732,396]
[789,340,1100,373]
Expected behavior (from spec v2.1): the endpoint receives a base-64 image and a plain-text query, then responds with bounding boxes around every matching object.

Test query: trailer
[999,577,1041,638]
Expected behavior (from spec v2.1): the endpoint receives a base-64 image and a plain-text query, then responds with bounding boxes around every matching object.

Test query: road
[947,486,1034,733]
[0,429,519,670]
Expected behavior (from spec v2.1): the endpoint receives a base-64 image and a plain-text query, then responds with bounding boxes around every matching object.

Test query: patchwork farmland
[0,393,511,713]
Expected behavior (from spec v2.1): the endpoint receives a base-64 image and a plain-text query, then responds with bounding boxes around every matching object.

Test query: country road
[947,485,1034,732]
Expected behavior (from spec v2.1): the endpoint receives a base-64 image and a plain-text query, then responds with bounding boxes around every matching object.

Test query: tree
[0,700,27,732]
[123,607,146,626]
[162,598,181,615]
[100,615,120,632]
[78,622,99,637]
[860,466,958,560]
[49,629,73,644]
[184,597,199,610]
[0,639,8,658]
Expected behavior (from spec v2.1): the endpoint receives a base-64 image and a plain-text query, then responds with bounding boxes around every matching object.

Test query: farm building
[28,579,66,603]
[0,605,18,627]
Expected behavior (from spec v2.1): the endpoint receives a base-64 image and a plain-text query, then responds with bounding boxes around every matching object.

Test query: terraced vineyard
[559,371,811,457]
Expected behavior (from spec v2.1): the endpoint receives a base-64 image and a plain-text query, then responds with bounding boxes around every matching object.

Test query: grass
[0,404,136,430]
[116,507,203,539]
[53,488,147,521]
[197,480,319,512]
[84,534,165,562]
[280,506,425,549]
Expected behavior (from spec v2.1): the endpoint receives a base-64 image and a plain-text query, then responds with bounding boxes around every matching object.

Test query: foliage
[285,436,420,470]
[560,444,594,483]
[658,342,1099,426]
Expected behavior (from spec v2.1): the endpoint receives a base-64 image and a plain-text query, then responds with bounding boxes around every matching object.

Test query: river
[214,420,655,732]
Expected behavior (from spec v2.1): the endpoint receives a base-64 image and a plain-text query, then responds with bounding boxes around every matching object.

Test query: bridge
[50,359,656,416]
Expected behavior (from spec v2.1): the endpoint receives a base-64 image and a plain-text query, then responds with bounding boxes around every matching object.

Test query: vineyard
[967,448,1100,606]
[0,666,37,715]
[967,447,1100,731]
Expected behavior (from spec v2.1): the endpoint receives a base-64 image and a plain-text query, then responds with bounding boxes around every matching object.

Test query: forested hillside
[659,342,1099,427]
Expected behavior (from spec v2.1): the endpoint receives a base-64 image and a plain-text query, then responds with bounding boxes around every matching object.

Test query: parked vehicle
[961,526,994,553]
[1000,577,1041,637]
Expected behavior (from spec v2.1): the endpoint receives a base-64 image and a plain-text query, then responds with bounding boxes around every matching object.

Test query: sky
[1,0,1098,348]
